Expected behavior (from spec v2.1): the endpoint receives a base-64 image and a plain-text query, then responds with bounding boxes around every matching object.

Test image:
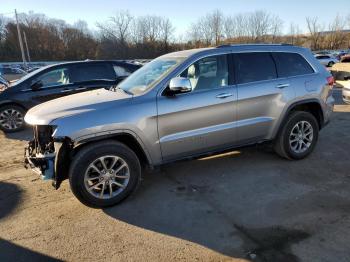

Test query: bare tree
[97,10,133,43]
[0,15,8,42]
[326,14,346,49]
[188,9,224,46]
[210,9,224,45]
[224,14,248,42]
[306,17,323,50]
[247,10,271,42]
[159,17,174,45]
[270,15,283,43]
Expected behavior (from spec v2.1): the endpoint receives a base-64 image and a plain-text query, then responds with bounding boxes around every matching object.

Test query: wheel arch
[274,99,324,139]
[72,131,153,169]
[0,101,28,111]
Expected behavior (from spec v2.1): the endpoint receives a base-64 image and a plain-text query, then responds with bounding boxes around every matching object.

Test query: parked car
[330,54,350,104]
[24,44,334,208]
[314,54,339,67]
[0,67,27,81]
[0,60,140,132]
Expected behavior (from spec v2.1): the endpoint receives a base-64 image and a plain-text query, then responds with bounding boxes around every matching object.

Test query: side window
[180,55,228,92]
[272,52,314,77]
[71,64,115,82]
[36,67,70,88]
[235,52,277,84]
[113,65,132,77]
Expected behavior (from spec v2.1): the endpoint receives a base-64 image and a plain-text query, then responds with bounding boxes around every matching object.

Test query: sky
[1,0,350,36]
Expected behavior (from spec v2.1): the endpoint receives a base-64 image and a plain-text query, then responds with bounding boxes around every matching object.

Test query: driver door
[30,66,75,104]
[157,54,237,161]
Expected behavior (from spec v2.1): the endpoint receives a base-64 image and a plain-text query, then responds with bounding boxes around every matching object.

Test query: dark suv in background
[0,60,140,132]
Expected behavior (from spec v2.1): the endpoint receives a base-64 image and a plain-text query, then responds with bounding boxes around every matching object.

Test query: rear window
[71,63,115,82]
[235,52,277,84]
[272,52,314,77]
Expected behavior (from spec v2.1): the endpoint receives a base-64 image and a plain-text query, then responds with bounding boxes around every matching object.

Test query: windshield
[118,56,185,94]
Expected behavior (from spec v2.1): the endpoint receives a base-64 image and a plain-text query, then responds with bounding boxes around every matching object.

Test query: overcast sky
[2,0,350,36]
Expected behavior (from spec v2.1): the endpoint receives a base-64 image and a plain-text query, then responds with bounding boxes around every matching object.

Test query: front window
[180,55,228,92]
[36,68,70,88]
[118,56,185,95]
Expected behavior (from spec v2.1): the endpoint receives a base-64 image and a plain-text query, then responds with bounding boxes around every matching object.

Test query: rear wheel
[328,61,335,67]
[0,105,25,133]
[69,140,141,208]
[274,111,319,160]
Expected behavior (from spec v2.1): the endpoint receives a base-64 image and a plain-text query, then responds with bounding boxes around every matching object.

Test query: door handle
[60,89,71,93]
[276,83,290,89]
[75,87,87,91]
[216,93,233,99]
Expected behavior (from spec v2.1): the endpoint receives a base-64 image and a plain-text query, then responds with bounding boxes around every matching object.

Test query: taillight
[327,76,335,88]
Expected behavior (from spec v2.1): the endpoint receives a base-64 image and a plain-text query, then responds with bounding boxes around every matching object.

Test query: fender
[272,98,324,139]
[72,129,154,166]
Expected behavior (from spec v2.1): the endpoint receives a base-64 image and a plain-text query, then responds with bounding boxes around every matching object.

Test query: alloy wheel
[84,155,130,199]
[289,120,314,154]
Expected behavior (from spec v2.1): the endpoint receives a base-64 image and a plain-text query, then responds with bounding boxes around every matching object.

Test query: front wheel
[69,140,141,208]
[274,111,319,160]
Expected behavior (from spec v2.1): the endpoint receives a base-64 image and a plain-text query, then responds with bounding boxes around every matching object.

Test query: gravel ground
[0,89,349,262]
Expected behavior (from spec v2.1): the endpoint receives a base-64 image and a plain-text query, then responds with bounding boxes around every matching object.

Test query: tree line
[0,10,350,62]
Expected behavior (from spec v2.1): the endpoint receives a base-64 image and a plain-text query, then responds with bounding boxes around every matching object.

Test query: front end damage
[24,125,72,189]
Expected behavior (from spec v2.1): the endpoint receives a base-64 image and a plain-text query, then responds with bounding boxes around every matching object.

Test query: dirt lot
[0,89,349,262]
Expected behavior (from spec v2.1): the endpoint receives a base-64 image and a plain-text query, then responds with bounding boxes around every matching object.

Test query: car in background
[0,75,9,91]
[314,54,339,67]
[314,50,333,56]
[0,67,27,81]
[0,60,140,132]
[330,54,350,104]
[334,50,349,61]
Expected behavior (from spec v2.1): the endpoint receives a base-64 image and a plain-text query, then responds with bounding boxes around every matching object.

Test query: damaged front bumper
[24,144,55,180]
[24,125,71,189]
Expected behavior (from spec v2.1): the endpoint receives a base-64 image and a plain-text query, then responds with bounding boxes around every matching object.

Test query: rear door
[157,54,237,161]
[69,62,116,93]
[272,51,316,97]
[234,52,294,144]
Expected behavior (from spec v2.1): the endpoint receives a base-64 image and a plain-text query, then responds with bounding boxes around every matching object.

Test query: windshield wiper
[109,86,133,95]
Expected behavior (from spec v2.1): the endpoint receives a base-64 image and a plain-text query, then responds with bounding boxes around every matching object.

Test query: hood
[25,88,132,125]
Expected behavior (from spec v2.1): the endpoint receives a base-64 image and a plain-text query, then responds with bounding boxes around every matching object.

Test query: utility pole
[14,9,27,69]
[23,31,31,63]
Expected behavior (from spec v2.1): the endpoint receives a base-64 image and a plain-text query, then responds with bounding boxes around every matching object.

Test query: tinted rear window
[235,52,277,84]
[273,52,314,77]
[71,63,115,82]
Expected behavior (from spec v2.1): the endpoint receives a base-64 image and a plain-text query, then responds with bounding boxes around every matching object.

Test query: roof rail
[216,43,294,48]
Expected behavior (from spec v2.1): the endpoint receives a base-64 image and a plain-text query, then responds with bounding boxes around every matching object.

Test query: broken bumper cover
[24,145,56,181]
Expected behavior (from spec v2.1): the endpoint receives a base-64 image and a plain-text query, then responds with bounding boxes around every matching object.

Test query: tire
[0,105,26,133]
[274,111,319,160]
[69,140,141,208]
[328,61,335,67]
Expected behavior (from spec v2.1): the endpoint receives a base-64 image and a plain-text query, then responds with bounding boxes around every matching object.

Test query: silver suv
[24,44,335,207]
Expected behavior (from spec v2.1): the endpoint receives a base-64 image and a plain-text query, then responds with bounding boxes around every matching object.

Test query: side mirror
[31,80,43,90]
[169,77,192,94]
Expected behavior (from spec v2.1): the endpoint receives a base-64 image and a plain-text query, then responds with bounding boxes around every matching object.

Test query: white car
[315,54,339,67]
